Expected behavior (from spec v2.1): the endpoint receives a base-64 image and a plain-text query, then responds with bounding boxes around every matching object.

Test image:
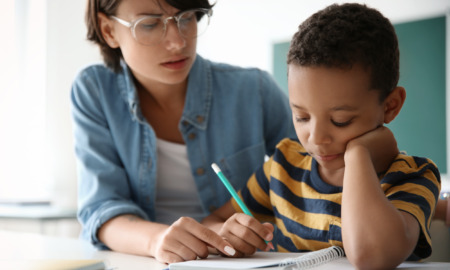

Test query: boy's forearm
[342,146,418,269]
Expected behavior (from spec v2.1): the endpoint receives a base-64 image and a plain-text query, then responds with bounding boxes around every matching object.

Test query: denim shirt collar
[117,60,143,124]
[118,54,211,130]
[182,54,211,131]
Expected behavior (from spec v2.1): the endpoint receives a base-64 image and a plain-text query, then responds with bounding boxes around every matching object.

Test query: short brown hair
[86,0,213,73]
[287,3,399,101]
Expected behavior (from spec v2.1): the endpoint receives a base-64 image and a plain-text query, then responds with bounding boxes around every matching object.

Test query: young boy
[203,3,441,269]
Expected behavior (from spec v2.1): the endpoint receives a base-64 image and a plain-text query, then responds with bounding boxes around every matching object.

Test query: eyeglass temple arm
[110,16,132,28]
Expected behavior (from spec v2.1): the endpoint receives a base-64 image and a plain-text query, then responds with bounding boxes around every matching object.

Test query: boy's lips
[315,153,341,161]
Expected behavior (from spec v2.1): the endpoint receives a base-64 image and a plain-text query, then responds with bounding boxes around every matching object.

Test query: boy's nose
[310,121,331,145]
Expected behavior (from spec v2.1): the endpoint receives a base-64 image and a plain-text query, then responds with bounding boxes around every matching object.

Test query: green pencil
[211,163,273,250]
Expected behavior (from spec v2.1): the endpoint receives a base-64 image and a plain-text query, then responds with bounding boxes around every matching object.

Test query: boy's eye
[331,119,352,127]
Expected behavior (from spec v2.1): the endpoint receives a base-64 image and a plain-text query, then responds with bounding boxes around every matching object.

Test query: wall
[199,0,450,71]
[44,1,101,208]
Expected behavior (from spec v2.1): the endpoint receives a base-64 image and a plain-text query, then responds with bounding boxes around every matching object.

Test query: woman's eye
[295,117,309,123]
[140,23,158,30]
[179,12,196,23]
[138,18,160,31]
[331,119,352,127]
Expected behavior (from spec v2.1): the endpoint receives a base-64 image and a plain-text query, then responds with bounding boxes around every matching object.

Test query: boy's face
[288,64,386,179]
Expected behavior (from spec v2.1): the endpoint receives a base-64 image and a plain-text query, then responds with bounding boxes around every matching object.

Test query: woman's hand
[152,217,236,264]
[98,215,235,264]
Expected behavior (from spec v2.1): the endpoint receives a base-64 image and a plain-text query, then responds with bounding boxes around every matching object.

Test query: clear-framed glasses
[110,8,212,46]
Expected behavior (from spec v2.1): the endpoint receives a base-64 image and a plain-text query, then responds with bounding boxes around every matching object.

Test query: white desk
[0,204,76,220]
[0,230,167,270]
[1,230,449,270]
[0,204,79,236]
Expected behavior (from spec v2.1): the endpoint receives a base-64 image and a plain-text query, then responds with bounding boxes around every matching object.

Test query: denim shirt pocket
[218,142,266,191]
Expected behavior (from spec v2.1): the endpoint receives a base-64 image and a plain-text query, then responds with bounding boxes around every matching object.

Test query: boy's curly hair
[287,3,399,101]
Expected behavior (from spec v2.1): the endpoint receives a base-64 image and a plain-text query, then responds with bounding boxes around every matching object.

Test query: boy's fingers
[262,222,274,241]
[224,215,271,251]
[236,214,273,241]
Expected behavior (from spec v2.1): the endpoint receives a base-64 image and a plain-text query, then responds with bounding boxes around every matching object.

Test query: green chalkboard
[272,16,447,173]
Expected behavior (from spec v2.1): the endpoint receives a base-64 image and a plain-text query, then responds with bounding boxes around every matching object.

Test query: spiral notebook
[169,246,344,270]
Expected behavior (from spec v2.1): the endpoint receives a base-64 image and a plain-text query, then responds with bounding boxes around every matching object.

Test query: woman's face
[106,0,198,89]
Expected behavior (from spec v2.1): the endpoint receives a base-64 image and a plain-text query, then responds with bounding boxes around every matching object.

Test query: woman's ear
[98,12,119,48]
[383,86,406,124]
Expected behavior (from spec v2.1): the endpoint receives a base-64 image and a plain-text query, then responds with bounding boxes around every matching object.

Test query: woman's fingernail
[224,246,236,256]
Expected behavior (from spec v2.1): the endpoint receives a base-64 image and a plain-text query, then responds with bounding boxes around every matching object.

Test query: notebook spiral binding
[278,246,345,270]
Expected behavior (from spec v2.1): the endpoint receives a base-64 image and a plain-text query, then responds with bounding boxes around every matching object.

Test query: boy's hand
[345,126,398,174]
[217,213,274,257]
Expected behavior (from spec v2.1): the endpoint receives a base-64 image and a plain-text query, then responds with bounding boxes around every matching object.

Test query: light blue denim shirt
[71,55,295,248]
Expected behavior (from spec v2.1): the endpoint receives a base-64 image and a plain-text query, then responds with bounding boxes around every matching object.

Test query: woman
[71,0,294,264]
[434,195,450,226]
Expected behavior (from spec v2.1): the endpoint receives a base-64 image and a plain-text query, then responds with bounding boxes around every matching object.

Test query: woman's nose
[163,18,186,50]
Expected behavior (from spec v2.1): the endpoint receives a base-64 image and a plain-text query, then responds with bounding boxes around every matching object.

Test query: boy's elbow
[345,240,408,270]
[346,249,403,270]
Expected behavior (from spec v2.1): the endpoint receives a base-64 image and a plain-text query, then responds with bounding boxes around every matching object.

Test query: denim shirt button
[196,167,205,175]
[182,120,189,126]
[188,133,196,140]
[196,115,204,123]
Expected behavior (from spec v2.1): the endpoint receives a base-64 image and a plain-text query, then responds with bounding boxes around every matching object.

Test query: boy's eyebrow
[290,103,358,111]
[331,105,358,111]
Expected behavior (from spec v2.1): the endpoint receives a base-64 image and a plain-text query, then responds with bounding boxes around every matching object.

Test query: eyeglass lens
[134,10,210,46]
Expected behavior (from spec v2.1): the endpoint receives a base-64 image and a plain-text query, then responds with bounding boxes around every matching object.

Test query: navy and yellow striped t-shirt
[231,138,441,260]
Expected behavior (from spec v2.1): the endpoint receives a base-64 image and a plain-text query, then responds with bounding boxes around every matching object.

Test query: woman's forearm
[97,214,167,257]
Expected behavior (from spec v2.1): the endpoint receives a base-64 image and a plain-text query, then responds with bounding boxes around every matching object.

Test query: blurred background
[0,1,449,256]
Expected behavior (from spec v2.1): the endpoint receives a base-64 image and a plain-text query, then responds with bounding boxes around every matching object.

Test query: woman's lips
[161,58,188,70]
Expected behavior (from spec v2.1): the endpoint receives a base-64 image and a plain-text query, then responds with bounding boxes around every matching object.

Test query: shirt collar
[181,54,211,131]
[118,61,143,124]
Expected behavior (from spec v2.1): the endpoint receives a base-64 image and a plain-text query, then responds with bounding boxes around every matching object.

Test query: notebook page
[169,252,305,269]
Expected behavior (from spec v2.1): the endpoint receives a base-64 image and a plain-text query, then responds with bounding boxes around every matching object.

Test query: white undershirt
[154,138,205,224]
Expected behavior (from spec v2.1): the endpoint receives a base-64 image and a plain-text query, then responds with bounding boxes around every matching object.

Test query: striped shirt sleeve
[381,155,441,259]
[231,157,275,223]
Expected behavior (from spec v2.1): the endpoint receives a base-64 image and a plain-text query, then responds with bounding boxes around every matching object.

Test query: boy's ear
[383,86,406,124]
[98,12,119,48]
